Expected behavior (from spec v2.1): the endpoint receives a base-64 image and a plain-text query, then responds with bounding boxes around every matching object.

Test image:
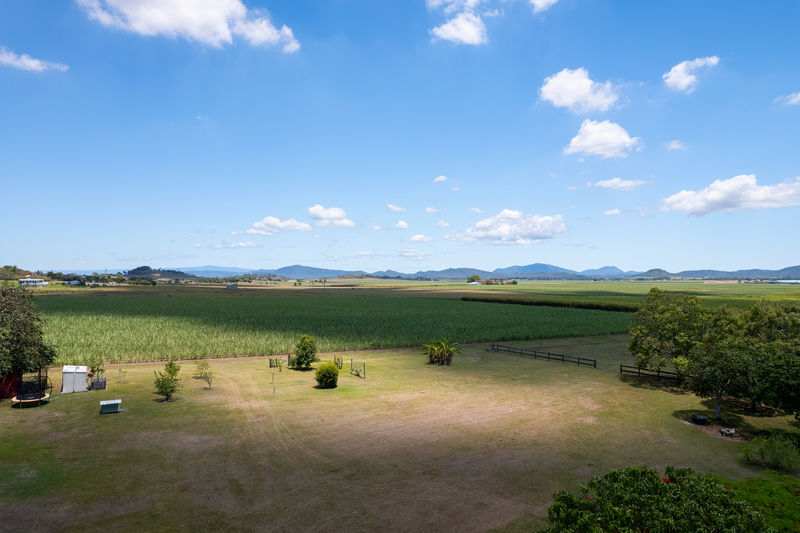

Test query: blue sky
[2,0,799,274]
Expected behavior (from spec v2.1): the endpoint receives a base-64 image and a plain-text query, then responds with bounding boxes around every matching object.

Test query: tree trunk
[715,393,723,420]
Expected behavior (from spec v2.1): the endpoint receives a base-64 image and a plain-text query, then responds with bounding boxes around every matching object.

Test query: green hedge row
[461,296,638,313]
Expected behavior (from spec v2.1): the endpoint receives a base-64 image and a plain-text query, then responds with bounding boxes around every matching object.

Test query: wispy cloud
[0,47,68,72]
[775,91,800,105]
[590,178,647,191]
[244,216,312,236]
[662,174,800,215]
[664,140,687,150]
[663,56,719,93]
[408,234,433,242]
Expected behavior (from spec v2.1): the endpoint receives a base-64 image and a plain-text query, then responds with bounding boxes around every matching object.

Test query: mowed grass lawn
[2,336,796,532]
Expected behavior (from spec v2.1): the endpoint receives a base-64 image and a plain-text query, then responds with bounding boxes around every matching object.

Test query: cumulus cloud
[530,0,559,12]
[0,47,68,72]
[665,140,687,150]
[245,216,312,236]
[446,209,567,244]
[591,178,647,190]
[603,209,621,216]
[395,220,409,230]
[437,219,450,228]
[430,11,487,45]
[408,234,433,242]
[370,223,382,231]
[434,175,448,183]
[662,174,800,215]
[77,0,300,52]
[539,68,619,113]
[663,56,719,93]
[425,207,440,213]
[775,91,800,105]
[467,207,483,214]
[388,204,407,212]
[308,205,356,228]
[564,120,641,158]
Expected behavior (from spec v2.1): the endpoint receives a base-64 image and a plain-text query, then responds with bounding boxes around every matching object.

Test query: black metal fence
[619,365,680,385]
[490,343,597,369]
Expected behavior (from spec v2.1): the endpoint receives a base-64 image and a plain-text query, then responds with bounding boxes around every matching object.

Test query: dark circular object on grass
[690,414,708,425]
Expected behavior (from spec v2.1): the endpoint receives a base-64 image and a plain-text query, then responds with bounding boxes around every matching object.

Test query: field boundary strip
[490,343,597,369]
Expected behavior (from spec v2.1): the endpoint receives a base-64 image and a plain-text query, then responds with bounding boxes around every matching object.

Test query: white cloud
[452,186,460,191]
[663,56,719,93]
[409,234,433,242]
[467,207,483,214]
[775,91,800,105]
[0,47,68,72]
[591,178,647,191]
[437,219,450,228]
[530,0,559,13]
[77,0,300,52]
[434,175,448,183]
[308,204,356,228]
[539,68,619,113]
[245,216,312,236]
[425,207,440,213]
[430,11,487,45]
[564,120,641,158]
[603,209,621,216]
[395,220,409,229]
[662,174,800,215]
[665,140,687,150]
[388,204,406,212]
[446,209,567,244]
[370,223,382,231]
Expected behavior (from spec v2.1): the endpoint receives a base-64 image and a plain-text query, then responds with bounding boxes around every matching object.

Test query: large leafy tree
[0,286,57,376]
[628,288,709,370]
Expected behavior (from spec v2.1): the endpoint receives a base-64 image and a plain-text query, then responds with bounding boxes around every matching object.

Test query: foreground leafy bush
[716,471,800,532]
[289,335,318,370]
[743,435,800,473]
[315,362,339,389]
[154,358,181,401]
[543,465,772,532]
[192,360,214,388]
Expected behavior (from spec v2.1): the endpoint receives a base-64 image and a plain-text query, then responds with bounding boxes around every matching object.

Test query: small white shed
[61,365,88,393]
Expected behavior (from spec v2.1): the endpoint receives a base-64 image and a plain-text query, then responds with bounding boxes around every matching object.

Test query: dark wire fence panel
[490,343,597,369]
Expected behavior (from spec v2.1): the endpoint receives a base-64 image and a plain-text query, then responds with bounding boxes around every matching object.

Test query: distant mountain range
[57,263,800,280]
[166,263,800,280]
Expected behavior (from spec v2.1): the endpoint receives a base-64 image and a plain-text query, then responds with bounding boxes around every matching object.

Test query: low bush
[193,360,214,388]
[422,338,461,366]
[743,435,800,473]
[315,362,339,389]
[543,465,771,532]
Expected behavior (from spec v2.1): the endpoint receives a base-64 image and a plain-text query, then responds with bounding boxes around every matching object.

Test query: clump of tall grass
[742,435,800,473]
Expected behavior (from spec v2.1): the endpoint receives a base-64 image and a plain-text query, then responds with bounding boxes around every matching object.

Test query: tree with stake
[154,358,181,401]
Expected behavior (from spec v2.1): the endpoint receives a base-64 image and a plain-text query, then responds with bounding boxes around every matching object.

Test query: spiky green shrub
[315,362,339,389]
[743,435,800,473]
[289,335,317,370]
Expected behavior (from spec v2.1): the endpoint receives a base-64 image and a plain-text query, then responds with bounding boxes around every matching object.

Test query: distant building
[18,279,47,287]
[226,283,238,289]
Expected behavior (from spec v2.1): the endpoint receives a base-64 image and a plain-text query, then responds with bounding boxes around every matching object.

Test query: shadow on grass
[672,399,796,439]
[617,374,689,395]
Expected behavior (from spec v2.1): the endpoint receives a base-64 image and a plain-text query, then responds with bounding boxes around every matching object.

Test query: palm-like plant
[422,338,461,366]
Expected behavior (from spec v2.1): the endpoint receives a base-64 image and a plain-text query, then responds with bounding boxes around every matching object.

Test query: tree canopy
[0,286,57,376]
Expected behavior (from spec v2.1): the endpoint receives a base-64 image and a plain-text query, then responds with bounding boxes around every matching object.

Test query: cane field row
[36,285,633,364]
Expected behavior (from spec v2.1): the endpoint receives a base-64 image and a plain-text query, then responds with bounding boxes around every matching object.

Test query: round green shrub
[290,334,317,370]
[315,362,339,389]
